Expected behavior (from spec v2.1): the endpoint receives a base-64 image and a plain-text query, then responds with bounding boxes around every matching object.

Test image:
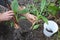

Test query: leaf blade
[11,0,19,13]
[33,24,39,30]
[40,0,46,14]
[18,8,29,14]
[41,15,48,24]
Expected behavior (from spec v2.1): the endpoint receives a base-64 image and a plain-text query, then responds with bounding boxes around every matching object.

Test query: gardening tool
[43,20,58,37]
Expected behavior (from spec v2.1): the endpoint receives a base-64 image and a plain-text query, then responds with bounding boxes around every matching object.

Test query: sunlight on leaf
[20,16,26,19]
[40,0,46,14]
[11,0,19,13]
[33,24,39,30]
[41,15,48,24]
[48,3,59,16]
[34,0,39,2]
[27,4,38,15]
[18,8,29,14]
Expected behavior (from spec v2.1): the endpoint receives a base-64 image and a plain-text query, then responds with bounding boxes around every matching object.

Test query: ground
[0,0,60,40]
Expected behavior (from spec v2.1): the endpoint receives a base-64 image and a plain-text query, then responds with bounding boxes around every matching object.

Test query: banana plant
[33,0,48,30]
[10,0,59,30]
[26,0,48,30]
[27,0,60,30]
[11,0,29,28]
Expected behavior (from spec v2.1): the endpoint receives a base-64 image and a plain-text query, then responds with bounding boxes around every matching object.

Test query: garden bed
[0,0,60,40]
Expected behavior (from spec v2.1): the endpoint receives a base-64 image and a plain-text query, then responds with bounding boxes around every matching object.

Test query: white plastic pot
[43,20,58,37]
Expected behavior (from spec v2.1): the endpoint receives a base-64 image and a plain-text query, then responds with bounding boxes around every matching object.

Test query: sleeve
[0,0,11,8]
[0,5,9,13]
[0,0,7,7]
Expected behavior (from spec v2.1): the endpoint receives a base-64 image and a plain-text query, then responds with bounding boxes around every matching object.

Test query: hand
[0,10,14,21]
[24,13,36,24]
[19,6,37,24]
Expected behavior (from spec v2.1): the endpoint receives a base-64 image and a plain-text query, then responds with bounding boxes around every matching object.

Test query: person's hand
[27,13,36,24]
[0,10,14,21]
[19,6,36,24]
[23,13,37,24]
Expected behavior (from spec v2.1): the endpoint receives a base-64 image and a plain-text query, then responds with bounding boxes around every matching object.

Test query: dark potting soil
[0,22,24,40]
[0,19,58,40]
[13,19,58,40]
[0,19,32,40]
[0,22,14,40]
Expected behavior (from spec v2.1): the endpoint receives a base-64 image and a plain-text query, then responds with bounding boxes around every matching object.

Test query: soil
[18,19,58,40]
[0,18,59,40]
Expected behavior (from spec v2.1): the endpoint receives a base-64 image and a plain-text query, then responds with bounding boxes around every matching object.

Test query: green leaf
[20,16,26,19]
[18,8,29,14]
[10,22,14,27]
[40,0,46,14]
[30,8,38,16]
[37,15,41,20]
[41,15,48,24]
[27,4,38,15]
[48,4,59,16]
[58,0,60,4]
[11,0,19,13]
[59,6,60,9]
[33,24,39,30]
[49,3,55,6]
[34,0,39,2]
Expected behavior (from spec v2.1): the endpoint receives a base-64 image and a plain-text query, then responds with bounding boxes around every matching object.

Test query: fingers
[26,14,37,24]
[6,10,13,14]
[31,16,36,20]
[28,18,35,24]
[9,16,13,18]
[6,11,14,19]
[8,16,13,20]
[8,13,14,16]
[7,10,13,13]
[29,14,36,21]
[5,10,14,16]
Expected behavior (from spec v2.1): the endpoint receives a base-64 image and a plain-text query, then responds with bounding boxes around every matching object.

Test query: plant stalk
[6,3,20,29]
